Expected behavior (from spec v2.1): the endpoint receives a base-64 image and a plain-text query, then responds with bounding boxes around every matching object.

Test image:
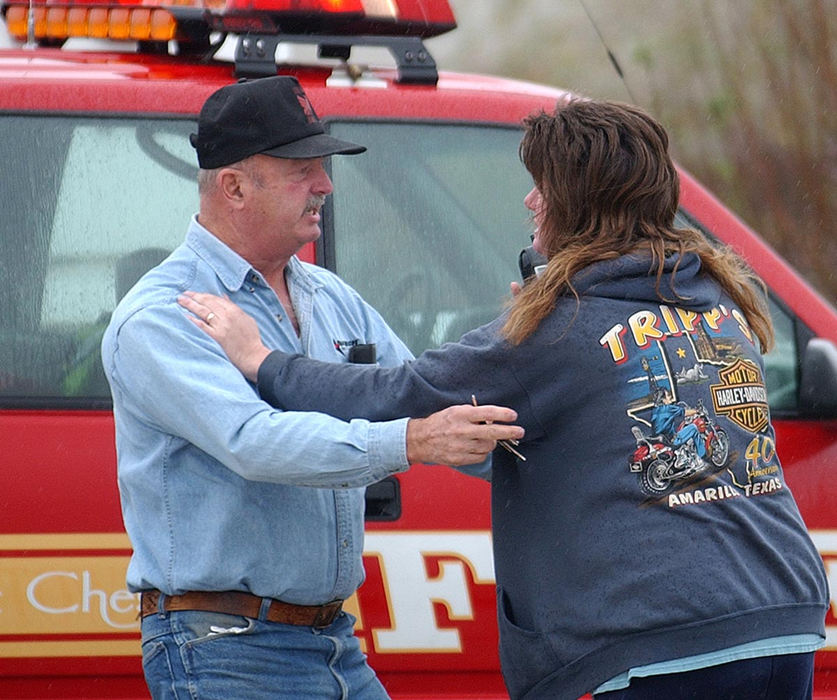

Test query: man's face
[244,154,333,259]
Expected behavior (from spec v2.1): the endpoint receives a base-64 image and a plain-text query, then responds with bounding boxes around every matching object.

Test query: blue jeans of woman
[141,607,388,699]
[594,652,814,699]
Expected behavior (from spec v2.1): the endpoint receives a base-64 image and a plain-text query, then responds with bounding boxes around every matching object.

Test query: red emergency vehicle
[0,0,835,697]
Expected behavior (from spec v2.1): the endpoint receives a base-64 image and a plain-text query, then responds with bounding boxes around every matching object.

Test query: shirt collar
[285,254,322,294]
[185,215,322,294]
[186,216,252,292]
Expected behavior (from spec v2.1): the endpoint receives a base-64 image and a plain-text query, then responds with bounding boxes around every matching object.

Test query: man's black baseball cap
[190,76,366,169]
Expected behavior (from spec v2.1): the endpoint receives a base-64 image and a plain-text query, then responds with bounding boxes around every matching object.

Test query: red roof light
[1,0,455,84]
[2,0,456,43]
[220,0,364,16]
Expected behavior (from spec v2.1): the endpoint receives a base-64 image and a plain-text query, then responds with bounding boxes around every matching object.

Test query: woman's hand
[178,291,270,382]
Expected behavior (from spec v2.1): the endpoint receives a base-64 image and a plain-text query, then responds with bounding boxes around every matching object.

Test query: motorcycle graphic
[629,399,730,497]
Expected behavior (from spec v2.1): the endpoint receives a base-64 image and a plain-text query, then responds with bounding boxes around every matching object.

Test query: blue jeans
[141,607,389,699]
[594,652,815,699]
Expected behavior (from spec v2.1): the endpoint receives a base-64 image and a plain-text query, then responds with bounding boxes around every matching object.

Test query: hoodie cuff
[257,350,293,406]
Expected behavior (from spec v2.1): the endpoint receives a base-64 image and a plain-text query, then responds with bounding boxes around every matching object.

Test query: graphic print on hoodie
[599,299,780,509]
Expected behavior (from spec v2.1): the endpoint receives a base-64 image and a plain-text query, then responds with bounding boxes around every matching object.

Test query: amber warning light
[2,0,456,46]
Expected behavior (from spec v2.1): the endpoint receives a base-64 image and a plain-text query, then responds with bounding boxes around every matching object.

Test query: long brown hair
[502,99,773,351]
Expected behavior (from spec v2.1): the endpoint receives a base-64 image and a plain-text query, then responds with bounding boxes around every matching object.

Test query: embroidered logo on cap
[294,86,318,124]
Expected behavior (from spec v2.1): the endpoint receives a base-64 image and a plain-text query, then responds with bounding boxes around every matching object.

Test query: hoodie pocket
[496,587,561,699]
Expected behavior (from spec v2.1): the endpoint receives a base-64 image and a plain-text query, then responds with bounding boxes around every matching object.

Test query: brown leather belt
[140,590,343,629]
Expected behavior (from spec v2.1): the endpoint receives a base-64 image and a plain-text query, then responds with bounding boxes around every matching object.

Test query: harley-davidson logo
[710,359,769,433]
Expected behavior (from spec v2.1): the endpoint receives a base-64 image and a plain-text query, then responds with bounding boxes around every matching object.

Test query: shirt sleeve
[105,302,410,488]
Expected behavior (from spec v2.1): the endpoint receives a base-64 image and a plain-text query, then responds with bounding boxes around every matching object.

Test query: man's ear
[218,168,247,207]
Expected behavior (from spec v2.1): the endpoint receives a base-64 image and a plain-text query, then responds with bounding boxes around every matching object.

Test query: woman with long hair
[506,102,772,353]
[180,99,827,699]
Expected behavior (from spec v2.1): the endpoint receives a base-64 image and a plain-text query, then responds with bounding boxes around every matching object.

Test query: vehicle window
[763,296,798,413]
[0,115,803,415]
[329,122,803,414]
[0,115,197,405]
[328,122,529,354]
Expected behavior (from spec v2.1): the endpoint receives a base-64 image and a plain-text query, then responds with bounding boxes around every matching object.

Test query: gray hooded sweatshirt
[256,253,828,699]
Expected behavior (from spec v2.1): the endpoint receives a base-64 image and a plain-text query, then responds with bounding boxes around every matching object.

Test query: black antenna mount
[234,33,439,85]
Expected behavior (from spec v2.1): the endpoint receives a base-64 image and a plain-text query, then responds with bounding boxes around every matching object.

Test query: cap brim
[261,133,366,159]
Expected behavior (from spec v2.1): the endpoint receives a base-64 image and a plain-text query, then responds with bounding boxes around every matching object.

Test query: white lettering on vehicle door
[26,570,138,629]
[364,532,494,652]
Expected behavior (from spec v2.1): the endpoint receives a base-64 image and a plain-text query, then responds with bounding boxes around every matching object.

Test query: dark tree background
[430,0,836,304]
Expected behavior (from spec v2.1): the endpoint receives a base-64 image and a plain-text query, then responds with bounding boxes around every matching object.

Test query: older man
[102,76,522,699]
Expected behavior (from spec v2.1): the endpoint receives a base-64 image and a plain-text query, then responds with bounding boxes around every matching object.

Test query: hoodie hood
[571,252,721,312]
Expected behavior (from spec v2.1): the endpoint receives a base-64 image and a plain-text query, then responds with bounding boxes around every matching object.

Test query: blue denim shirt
[102,217,413,604]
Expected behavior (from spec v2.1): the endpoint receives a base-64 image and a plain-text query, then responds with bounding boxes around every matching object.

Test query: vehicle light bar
[1,0,456,44]
[4,4,179,43]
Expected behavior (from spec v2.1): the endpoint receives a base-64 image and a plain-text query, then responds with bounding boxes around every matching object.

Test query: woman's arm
[177,291,527,466]
[178,290,536,428]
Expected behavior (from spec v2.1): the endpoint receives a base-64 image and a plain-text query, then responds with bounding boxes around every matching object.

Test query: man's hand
[406,404,524,466]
